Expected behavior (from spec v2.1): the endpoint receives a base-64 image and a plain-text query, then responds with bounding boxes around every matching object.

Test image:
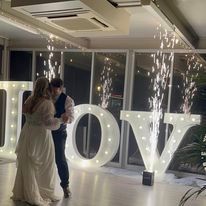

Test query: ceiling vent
[11,0,130,37]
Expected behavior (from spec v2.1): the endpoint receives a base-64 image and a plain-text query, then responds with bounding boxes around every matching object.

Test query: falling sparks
[46,38,61,80]
[36,36,61,80]
[98,57,113,109]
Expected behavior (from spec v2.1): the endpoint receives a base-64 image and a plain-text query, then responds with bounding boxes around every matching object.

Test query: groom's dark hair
[50,78,63,88]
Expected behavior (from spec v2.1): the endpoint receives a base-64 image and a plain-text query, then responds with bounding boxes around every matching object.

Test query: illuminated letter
[0,81,33,159]
[120,111,201,174]
[66,104,120,168]
[120,111,157,171]
[155,113,201,174]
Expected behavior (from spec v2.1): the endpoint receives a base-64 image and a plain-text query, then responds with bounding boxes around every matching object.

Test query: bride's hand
[61,113,69,123]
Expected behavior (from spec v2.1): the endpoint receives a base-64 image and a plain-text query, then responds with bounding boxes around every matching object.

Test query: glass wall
[169,53,206,174]
[90,52,126,162]
[64,52,92,105]
[171,53,206,115]
[7,49,206,174]
[64,52,92,157]
[127,52,206,174]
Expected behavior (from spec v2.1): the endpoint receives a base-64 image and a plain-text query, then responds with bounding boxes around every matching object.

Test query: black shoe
[63,187,71,198]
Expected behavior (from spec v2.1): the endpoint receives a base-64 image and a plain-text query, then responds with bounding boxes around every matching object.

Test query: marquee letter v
[120,111,201,175]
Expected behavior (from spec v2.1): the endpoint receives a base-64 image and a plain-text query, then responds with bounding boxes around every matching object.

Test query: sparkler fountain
[143,25,179,185]
[181,55,202,114]
[36,35,61,80]
[180,54,206,173]
[98,57,113,109]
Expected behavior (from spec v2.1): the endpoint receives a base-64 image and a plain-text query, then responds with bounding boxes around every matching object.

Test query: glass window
[10,51,32,81]
[90,52,127,162]
[171,53,206,115]
[170,53,206,174]
[64,52,92,104]
[9,51,32,132]
[64,52,92,157]
[35,51,61,79]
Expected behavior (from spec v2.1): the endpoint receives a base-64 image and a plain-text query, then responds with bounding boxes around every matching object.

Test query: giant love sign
[0,81,201,175]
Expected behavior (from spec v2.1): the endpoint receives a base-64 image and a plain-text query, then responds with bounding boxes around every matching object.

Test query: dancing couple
[11,77,74,205]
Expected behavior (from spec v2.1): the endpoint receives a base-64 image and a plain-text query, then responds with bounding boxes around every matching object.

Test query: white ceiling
[0,19,40,40]
[0,0,206,49]
[127,7,161,38]
[172,0,206,38]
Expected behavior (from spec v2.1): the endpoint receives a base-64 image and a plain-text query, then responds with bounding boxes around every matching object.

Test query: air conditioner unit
[11,0,130,37]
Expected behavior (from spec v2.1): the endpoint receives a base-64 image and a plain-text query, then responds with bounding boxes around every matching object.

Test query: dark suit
[52,93,69,189]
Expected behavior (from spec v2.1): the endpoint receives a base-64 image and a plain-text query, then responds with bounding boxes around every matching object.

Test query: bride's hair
[33,77,49,99]
[26,77,50,114]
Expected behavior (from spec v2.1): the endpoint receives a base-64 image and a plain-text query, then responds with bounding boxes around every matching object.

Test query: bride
[12,77,68,205]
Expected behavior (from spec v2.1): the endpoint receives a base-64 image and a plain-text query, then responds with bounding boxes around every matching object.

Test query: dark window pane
[64,52,92,104]
[64,52,92,157]
[91,52,126,162]
[170,53,206,174]
[10,51,32,81]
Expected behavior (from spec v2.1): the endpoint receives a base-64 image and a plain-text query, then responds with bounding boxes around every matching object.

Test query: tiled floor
[0,162,206,206]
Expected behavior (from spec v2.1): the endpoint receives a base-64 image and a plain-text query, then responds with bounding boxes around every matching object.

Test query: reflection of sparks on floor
[99,57,113,109]
[149,24,179,171]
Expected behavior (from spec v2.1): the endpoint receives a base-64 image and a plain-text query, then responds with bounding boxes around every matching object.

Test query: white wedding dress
[12,99,61,206]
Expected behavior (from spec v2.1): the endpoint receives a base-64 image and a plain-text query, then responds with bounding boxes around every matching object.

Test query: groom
[50,78,74,198]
